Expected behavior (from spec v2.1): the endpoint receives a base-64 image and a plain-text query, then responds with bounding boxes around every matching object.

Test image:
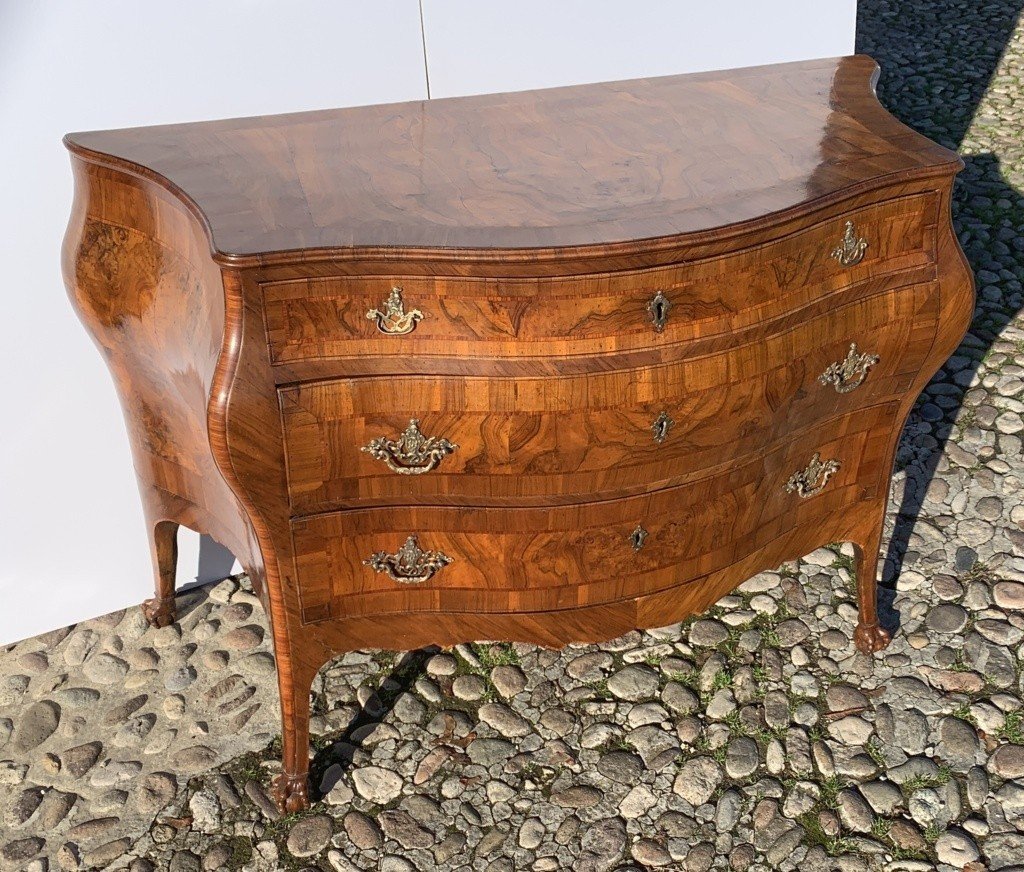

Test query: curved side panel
[209,267,324,658]
[827,178,974,650]
[63,154,322,809]
[932,184,978,367]
[61,157,261,581]
[835,178,975,548]
[208,270,332,810]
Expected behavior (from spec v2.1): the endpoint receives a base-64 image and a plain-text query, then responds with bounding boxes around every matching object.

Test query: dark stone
[169,850,202,872]
[62,741,103,778]
[0,837,44,864]
[597,751,643,784]
[926,604,969,633]
[955,546,978,572]
[4,787,44,827]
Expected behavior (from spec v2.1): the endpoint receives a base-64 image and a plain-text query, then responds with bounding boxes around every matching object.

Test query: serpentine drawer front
[262,192,937,369]
[290,403,899,622]
[63,56,975,811]
[280,284,938,512]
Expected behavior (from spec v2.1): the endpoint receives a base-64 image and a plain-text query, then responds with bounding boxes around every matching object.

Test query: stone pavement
[3,1,1024,869]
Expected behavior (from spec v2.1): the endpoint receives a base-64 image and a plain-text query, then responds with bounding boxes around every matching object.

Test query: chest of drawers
[62,56,974,811]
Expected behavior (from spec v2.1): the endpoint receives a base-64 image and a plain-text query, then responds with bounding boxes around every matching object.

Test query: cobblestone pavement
[3,2,1024,870]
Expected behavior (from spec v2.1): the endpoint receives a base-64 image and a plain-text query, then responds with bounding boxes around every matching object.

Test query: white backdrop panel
[422,0,857,98]
[0,0,426,644]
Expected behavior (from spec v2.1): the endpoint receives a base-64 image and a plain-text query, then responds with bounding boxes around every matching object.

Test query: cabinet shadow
[857,0,1024,632]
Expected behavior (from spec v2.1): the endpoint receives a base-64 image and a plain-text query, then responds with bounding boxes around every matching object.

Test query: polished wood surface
[262,191,935,366]
[64,56,958,261]
[62,56,975,813]
[291,403,898,621]
[280,285,938,512]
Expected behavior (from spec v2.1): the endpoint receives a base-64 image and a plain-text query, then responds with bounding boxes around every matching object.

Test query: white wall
[0,0,856,645]
[421,0,857,98]
[0,0,428,644]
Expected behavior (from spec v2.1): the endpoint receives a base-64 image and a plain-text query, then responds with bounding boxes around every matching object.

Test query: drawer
[291,403,899,623]
[263,192,938,365]
[280,284,939,513]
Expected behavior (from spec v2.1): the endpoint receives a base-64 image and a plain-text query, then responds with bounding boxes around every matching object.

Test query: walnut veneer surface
[62,56,974,811]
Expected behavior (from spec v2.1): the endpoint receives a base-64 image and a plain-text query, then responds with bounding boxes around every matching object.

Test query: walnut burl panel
[292,403,898,622]
[280,284,940,512]
[263,192,935,368]
[62,56,975,812]
[65,56,955,259]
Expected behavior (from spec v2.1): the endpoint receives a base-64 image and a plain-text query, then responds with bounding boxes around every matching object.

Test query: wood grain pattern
[62,161,266,596]
[280,284,938,512]
[291,403,897,621]
[61,56,975,812]
[262,191,935,366]
[64,56,958,261]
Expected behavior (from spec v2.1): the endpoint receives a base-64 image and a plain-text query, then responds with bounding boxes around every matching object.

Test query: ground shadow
[309,648,439,799]
[857,1,1024,631]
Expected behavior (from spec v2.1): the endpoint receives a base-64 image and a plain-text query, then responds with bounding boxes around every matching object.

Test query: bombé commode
[62,55,975,811]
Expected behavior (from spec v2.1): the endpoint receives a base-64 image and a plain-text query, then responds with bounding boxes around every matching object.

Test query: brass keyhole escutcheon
[629,524,649,551]
[651,411,674,444]
[647,291,672,333]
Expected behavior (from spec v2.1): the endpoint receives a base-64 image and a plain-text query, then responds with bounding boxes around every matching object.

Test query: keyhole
[652,411,674,444]
[647,291,672,332]
[629,524,648,551]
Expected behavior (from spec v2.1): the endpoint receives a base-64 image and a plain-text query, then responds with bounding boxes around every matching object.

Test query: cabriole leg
[142,520,178,628]
[852,528,892,655]
[271,661,315,812]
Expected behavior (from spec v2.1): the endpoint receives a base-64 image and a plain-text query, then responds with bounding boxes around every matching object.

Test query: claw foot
[272,772,310,813]
[854,621,891,655]
[141,595,176,628]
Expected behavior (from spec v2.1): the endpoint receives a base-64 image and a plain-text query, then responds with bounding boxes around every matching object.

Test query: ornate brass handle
[647,291,672,332]
[830,221,868,267]
[364,535,452,584]
[651,411,674,444]
[366,287,424,335]
[818,343,879,394]
[629,524,649,551]
[362,419,457,474]
[785,453,841,499]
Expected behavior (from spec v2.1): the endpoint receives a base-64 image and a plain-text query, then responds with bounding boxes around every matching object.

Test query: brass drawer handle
[629,524,649,551]
[364,535,452,584]
[651,411,674,444]
[830,221,868,267]
[362,419,457,475]
[366,287,424,335]
[818,343,879,394]
[785,453,841,499]
[647,291,672,332]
